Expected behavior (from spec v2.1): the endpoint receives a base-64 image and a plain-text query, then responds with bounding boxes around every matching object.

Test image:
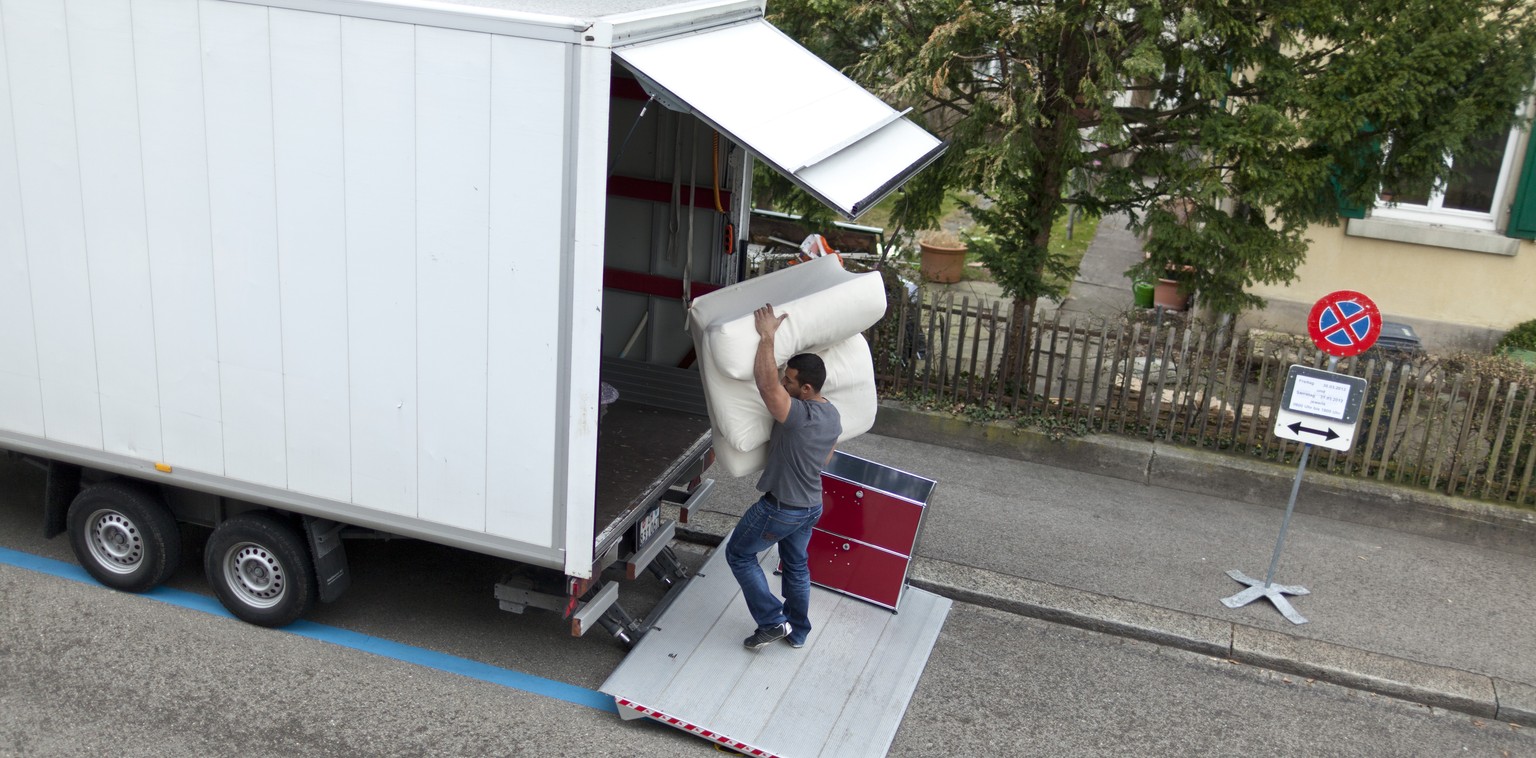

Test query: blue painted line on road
[0,546,617,714]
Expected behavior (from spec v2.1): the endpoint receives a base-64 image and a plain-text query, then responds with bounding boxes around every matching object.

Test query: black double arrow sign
[1287,422,1340,441]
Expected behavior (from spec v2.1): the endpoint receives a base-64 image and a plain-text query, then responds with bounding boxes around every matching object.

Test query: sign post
[1221,291,1379,625]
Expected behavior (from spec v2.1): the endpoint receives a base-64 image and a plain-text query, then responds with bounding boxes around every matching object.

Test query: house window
[1372,128,1523,231]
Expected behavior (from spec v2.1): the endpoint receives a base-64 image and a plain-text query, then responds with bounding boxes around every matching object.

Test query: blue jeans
[725,495,822,644]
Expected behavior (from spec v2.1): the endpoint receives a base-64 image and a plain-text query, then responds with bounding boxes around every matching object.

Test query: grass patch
[1045,211,1100,289]
[856,191,969,233]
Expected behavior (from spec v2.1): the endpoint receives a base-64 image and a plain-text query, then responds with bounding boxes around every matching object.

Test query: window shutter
[1505,131,1536,239]
[1325,121,1377,220]
[1332,172,1368,219]
[1320,165,1368,219]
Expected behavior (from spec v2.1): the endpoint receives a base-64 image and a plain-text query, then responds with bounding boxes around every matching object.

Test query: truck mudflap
[600,534,951,758]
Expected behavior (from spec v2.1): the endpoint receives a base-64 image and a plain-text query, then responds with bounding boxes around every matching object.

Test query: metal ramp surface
[601,537,951,758]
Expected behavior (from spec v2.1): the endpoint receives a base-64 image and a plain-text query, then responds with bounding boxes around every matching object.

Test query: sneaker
[743,623,789,650]
[785,637,806,649]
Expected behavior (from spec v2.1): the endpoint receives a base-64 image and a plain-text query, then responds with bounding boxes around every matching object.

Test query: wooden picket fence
[864,287,1536,508]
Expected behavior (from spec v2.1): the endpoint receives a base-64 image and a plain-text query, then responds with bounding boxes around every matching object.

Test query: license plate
[638,508,661,545]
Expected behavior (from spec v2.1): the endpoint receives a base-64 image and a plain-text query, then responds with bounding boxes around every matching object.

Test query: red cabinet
[806,531,912,609]
[807,452,936,611]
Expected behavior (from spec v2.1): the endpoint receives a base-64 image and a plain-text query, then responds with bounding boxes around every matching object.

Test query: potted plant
[1152,272,1192,311]
[1145,252,1195,311]
[918,229,967,283]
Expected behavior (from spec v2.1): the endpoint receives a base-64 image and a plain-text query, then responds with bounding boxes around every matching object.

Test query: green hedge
[1497,319,1536,354]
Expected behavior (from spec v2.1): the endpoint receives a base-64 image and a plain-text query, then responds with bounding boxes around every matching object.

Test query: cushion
[686,258,885,477]
[701,335,877,477]
[690,255,886,382]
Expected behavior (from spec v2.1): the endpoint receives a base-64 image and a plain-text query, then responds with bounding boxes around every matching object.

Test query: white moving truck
[0,0,942,641]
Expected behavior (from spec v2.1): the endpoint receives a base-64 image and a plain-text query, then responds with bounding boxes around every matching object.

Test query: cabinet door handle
[842,543,851,551]
[855,490,864,499]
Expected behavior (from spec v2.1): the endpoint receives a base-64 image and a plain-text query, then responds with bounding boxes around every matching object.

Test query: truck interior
[589,65,728,556]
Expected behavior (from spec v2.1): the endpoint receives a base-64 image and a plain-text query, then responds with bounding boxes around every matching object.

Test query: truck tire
[66,481,182,593]
[204,513,316,628]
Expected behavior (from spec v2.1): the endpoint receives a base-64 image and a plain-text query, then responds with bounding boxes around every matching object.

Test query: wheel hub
[86,510,143,574]
[225,543,285,608]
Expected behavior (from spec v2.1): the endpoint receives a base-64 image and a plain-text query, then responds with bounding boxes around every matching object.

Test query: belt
[764,492,811,510]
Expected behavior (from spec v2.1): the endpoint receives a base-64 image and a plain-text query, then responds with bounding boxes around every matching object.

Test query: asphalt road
[2,453,1531,756]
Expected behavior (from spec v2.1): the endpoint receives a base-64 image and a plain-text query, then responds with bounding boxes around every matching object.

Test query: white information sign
[1288,374,1351,420]
[1272,365,1369,453]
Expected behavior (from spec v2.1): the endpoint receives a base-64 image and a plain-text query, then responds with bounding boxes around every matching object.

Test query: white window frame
[1372,125,1524,232]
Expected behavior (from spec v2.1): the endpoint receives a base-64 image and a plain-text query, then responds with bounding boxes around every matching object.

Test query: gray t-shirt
[756,397,841,507]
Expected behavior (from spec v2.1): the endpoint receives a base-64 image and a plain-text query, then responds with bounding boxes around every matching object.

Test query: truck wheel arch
[43,461,82,539]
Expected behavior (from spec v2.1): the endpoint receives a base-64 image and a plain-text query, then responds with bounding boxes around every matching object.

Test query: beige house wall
[1244,223,1536,353]
[1240,101,1536,355]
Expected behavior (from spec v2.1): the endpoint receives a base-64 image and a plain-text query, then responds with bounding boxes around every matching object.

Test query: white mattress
[687,256,886,477]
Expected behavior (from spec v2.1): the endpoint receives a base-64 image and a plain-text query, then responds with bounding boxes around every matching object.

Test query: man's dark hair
[787,353,827,393]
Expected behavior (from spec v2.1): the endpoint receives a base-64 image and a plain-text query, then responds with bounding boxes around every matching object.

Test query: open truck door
[614,18,946,221]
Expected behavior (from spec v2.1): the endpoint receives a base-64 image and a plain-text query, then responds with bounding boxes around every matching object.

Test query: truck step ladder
[601,536,951,757]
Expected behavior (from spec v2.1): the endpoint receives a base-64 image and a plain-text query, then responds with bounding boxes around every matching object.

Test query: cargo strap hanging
[713,131,733,256]
[682,118,699,309]
[668,118,684,267]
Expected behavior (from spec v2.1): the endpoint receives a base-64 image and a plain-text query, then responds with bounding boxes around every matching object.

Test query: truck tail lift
[602,544,951,757]
[603,453,948,756]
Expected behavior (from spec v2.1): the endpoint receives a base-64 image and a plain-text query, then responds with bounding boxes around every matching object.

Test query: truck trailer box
[0,0,942,632]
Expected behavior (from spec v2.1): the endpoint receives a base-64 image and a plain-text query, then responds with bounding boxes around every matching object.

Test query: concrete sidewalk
[668,405,1536,727]
[1055,210,1145,322]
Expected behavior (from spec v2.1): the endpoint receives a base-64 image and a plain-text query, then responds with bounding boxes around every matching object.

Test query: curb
[906,556,1525,725]
[870,401,1536,557]
[668,513,1532,726]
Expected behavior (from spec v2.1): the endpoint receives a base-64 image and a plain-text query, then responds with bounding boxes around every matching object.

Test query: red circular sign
[1307,290,1381,357]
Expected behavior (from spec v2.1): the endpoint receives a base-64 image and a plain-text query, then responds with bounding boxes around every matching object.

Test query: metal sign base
[1221,439,1321,626]
[1220,569,1310,625]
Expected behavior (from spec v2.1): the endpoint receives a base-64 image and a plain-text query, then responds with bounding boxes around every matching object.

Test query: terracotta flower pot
[919,241,967,283]
[1153,278,1190,311]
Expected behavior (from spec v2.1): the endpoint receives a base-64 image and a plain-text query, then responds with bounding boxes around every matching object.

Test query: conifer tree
[766,0,1536,319]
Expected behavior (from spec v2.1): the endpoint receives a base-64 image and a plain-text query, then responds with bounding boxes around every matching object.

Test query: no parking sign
[1307,290,1381,357]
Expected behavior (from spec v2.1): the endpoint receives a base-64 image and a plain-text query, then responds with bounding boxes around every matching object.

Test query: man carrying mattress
[727,304,842,651]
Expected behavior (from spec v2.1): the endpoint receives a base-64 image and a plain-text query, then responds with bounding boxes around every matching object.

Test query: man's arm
[753,304,791,423]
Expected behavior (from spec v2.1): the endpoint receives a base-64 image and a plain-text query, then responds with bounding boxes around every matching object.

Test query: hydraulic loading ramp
[601,539,951,757]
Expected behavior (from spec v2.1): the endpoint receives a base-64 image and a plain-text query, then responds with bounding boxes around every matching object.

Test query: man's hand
[755,304,787,340]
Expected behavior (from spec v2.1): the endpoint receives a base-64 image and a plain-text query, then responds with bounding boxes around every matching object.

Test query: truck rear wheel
[66,481,182,592]
[204,513,316,627]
